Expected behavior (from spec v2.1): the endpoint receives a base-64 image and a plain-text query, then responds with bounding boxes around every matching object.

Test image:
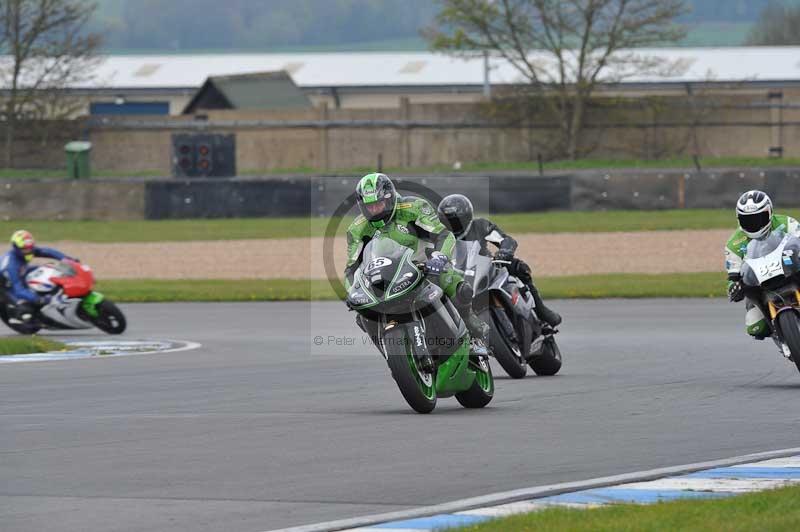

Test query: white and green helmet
[737,190,773,239]
[356,173,397,228]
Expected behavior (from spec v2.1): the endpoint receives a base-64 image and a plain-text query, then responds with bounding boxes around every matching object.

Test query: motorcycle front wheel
[482,309,527,379]
[91,300,127,335]
[777,311,800,374]
[384,329,437,414]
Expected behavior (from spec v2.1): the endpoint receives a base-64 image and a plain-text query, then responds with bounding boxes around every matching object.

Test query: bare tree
[427,0,689,159]
[747,1,800,46]
[0,0,101,167]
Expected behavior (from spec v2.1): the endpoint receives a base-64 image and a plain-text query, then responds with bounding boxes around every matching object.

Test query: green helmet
[356,173,397,228]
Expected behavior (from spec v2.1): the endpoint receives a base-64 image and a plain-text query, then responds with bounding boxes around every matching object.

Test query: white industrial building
[5,47,800,115]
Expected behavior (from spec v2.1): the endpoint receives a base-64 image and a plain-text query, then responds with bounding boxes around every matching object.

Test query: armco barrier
[2,169,800,220]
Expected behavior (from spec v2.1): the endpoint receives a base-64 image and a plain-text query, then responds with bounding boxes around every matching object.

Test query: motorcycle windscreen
[746,230,785,259]
[743,231,791,286]
[452,240,475,271]
[354,237,419,305]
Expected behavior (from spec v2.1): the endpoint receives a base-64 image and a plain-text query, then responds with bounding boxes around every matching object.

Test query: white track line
[0,339,202,364]
[265,447,800,532]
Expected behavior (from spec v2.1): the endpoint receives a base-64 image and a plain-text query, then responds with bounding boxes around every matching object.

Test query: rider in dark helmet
[437,194,562,327]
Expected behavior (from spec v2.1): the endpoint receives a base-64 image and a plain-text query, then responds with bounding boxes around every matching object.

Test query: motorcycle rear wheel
[455,355,494,408]
[0,304,42,335]
[776,311,800,374]
[91,300,127,335]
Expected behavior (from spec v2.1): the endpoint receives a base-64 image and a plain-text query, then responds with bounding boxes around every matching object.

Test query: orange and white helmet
[10,230,35,261]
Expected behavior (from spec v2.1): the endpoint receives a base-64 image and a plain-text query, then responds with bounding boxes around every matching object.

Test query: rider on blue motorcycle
[0,230,76,320]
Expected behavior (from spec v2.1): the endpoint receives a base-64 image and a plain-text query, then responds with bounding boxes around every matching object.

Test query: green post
[64,141,92,179]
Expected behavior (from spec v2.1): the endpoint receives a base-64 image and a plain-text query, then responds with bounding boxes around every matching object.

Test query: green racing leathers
[725,213,800,336]
[344,195,487,341]
[345,196,460,294]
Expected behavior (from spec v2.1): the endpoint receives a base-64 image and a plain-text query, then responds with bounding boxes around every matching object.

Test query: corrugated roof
[209,71,310,110]
[5,47,800,90]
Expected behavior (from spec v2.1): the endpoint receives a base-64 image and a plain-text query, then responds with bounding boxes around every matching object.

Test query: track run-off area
[3,300,800,532]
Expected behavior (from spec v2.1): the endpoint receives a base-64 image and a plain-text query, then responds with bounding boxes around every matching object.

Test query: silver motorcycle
[453,240,562,379]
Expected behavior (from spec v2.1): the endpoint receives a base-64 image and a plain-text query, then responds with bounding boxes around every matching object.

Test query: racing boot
[771,335,793,360]
[513,260,562,327]
[453,282,490,356]
[529,284,562,327]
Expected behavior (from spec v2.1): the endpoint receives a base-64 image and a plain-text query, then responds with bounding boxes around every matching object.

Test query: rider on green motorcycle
[344,173,489,345]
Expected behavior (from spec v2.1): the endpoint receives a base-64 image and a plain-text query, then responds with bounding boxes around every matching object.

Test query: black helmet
[356,173,398,228]
[437,194,474,238]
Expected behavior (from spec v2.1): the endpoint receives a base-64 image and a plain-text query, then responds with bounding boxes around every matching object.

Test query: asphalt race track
[4,300,800,532]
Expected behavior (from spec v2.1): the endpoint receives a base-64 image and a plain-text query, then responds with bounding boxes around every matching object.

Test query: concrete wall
[82,92,800,176]
[0,179,145,220]
[0,120,85,169]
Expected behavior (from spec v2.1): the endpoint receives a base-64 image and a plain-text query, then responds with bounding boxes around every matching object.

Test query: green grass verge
[95,279,345,302]
[96,273,724,303]
[3,156,800,180]
[453,485,800,532]
[5,209,789,243]
[0,336,67,356]
[238,156,800,177]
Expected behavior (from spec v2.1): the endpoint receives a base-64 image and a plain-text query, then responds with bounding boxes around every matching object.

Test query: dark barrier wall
[309,175,571,218]
[4,169,800,220]
[144,179,311,219]
[145,175,571,220]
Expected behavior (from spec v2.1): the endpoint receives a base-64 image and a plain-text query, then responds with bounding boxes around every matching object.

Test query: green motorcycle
[347,235,494,414]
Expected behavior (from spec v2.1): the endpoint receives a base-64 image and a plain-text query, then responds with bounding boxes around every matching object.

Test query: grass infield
[3,208,787,243]
[452,485,800,532]
[96,273,725,303]
[0,336,66,356]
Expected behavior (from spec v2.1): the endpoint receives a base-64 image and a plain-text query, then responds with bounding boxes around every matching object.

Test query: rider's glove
[728,279,745,302]
[494,249,514,262]
[38,294,52,306]
[424,252,449,275]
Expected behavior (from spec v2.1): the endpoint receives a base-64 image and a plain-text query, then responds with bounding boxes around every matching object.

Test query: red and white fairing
[25,260,97,329]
